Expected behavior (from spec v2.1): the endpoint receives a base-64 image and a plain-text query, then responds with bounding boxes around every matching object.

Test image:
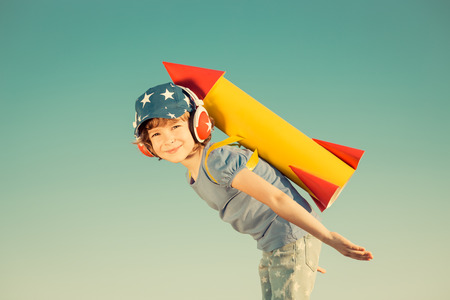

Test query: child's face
[148,118,196,163]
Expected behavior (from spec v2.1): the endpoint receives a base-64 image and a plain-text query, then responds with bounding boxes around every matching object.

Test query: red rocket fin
[163,62,225,99]
[289,165,340,212]
[312,197,327,213]
[312,139,364,170]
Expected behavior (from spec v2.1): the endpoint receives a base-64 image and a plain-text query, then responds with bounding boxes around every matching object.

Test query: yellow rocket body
[206,76,353,199]
[164,62,364,211]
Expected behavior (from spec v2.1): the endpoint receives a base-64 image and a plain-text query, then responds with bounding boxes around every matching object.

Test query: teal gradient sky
[1,1,449,299]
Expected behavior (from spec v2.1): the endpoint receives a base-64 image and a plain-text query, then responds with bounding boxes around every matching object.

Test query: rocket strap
[205,136,259,184]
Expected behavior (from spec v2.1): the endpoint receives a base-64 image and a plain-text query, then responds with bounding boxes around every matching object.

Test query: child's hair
[136,111,214,158]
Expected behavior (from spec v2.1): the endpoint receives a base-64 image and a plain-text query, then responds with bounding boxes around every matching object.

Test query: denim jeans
[259,234,322,300]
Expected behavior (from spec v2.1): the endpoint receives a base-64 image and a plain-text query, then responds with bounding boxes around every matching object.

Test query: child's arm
[232,169,373,261]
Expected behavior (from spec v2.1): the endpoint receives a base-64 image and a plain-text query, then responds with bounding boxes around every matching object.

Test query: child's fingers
[349,244,366,251]
[348,250,374,261]
[329,232,373,261]
[345,241,369,253]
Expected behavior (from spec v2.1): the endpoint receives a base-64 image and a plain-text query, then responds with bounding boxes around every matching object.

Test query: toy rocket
[163,62,364,212]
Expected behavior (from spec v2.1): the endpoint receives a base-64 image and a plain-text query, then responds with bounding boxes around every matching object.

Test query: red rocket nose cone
[163,62,225,99]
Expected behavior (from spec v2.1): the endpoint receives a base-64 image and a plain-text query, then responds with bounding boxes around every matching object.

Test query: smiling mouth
[165,145,181,154]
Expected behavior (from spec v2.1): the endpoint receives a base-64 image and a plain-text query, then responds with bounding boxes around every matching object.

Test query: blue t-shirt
[188,142,319,252]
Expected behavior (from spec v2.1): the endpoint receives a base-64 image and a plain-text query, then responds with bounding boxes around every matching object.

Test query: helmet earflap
[137,142,154,157]
[191,105,211,142]
[180,86,212,143]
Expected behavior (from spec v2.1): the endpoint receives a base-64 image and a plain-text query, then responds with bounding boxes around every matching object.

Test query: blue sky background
[1,0,449,299]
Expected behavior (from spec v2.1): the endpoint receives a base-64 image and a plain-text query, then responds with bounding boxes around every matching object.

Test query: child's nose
[164,133,175,145]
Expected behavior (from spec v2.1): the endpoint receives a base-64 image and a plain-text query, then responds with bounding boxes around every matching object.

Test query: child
[133,82,373,300]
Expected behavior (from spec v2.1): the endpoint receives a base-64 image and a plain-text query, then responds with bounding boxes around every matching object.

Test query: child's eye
[173,125,181,129]
[150,132,160,138]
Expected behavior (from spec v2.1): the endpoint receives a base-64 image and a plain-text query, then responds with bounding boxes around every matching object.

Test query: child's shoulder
[205,144,252,186]
[208,143,251,161]
[207,144,252,172]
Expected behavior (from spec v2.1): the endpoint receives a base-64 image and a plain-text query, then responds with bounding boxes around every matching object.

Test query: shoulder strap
[205,136,259,183]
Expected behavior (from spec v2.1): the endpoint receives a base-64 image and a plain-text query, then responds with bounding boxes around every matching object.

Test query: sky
[1,0,449,299]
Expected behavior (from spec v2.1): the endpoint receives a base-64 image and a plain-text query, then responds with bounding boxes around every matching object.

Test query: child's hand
[326,232,374,261]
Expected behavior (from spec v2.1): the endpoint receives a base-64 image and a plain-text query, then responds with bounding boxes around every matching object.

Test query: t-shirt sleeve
[206,146,251,187]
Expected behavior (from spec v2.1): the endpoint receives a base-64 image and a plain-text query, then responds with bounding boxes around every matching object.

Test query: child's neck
[181,146,204,181]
